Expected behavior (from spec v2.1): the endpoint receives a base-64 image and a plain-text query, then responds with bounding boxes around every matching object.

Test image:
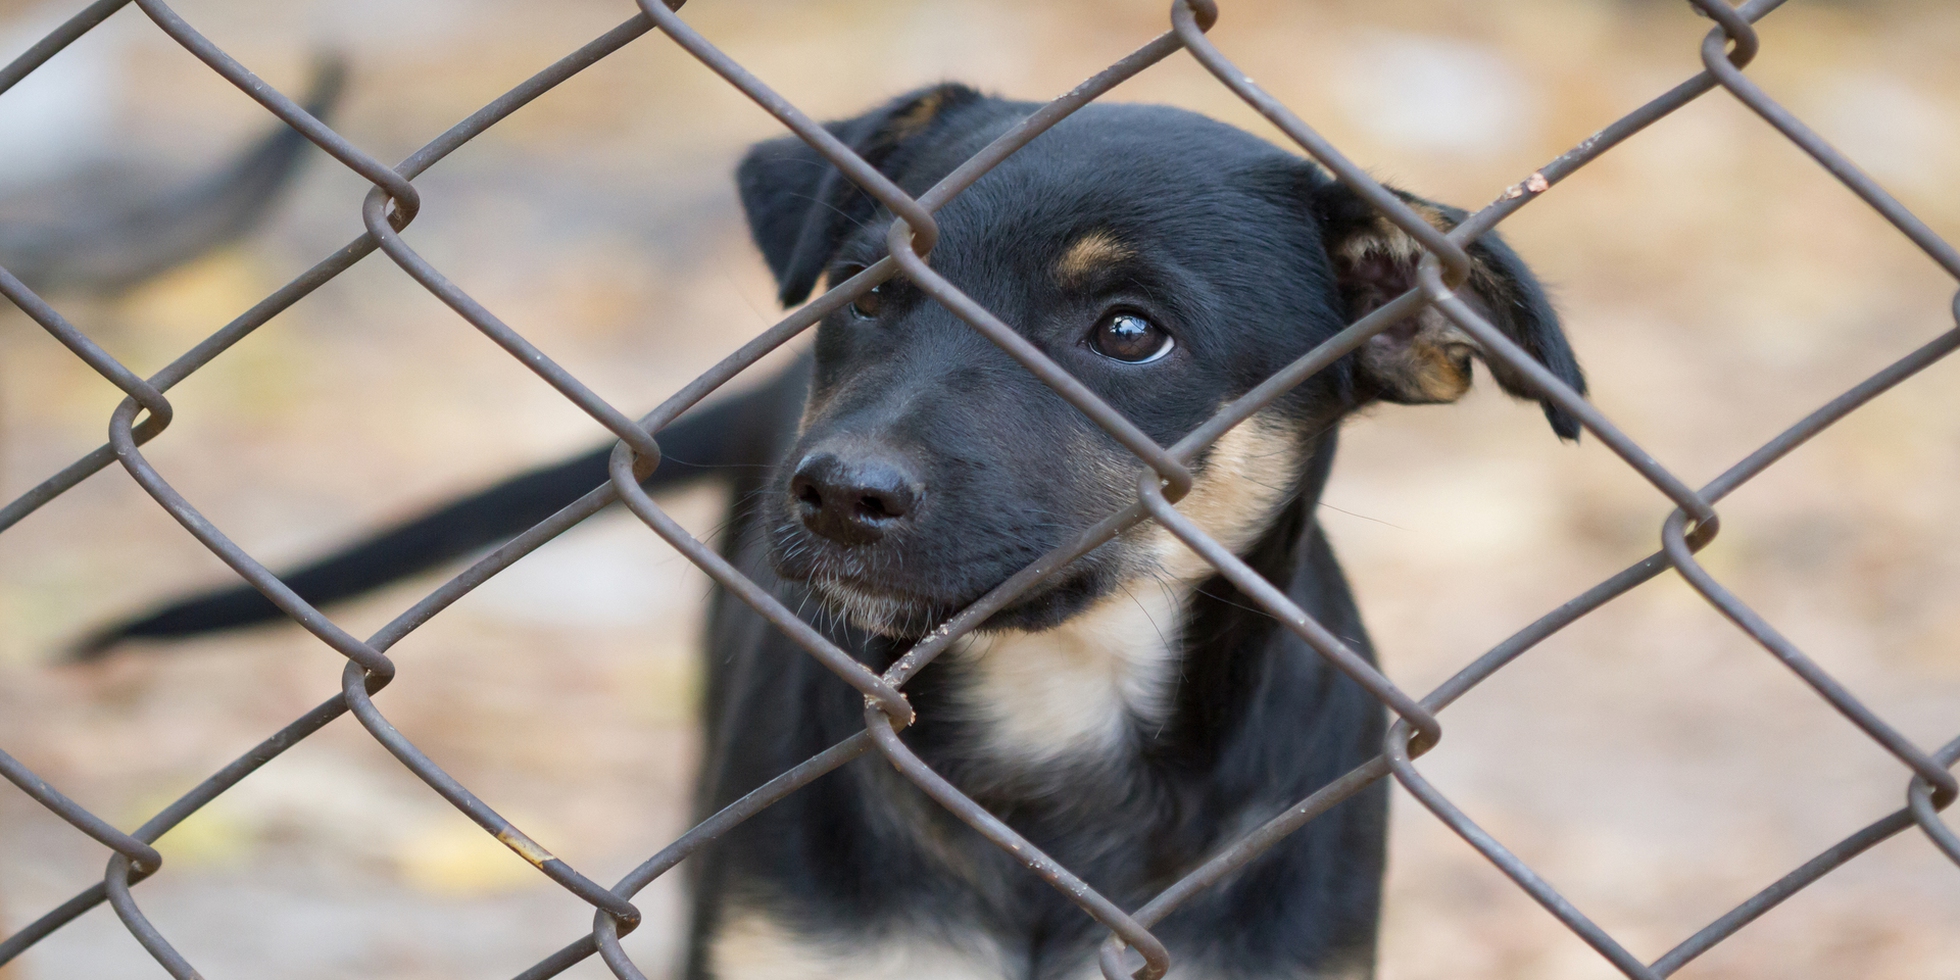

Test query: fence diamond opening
[1,0,1956,978]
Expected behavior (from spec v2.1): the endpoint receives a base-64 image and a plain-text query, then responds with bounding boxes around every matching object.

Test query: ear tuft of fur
[736,84,985,307]
[1310,177,1586,441]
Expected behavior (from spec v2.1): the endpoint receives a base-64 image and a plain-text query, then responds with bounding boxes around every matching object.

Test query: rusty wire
[1,0,1957,977]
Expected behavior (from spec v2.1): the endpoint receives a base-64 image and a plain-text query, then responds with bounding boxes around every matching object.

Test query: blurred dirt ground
[2,0,1958,977]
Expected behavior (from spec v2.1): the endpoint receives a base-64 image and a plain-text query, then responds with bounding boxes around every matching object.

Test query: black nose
[789,452,921,545]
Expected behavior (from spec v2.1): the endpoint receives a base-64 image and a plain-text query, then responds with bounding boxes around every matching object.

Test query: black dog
[87,85,1583,979]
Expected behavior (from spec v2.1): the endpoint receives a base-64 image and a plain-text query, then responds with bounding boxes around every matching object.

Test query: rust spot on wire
[499,829,557,870]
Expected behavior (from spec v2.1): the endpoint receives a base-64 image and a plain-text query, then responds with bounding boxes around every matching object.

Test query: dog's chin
[805,568,1114,642]
[806,576,954,640]
[769,526,1128,640]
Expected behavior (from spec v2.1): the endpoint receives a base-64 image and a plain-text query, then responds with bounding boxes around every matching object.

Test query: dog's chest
[707,911,1375,980]
[949,582,1187,764]
[709,913,1008,980]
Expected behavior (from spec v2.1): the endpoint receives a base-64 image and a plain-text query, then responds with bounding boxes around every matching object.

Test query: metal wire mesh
[1,0,1956,977]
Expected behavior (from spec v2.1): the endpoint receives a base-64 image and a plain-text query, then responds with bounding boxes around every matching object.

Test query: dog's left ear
[737,84,987,307]
[1310,179,1586,440]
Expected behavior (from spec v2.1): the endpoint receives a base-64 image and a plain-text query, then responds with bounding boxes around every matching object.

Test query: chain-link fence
[1,0,1956,977]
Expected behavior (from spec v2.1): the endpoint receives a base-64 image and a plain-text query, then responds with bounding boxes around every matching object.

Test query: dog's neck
[948,580,1190,765]
[941,425,1335,774]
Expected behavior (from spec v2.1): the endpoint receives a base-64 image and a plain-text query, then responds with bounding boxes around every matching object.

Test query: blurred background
[1,0,1957,976]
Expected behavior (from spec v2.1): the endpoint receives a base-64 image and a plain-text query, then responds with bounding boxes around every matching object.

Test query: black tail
[0,55,347,295]
[71,367,805,659]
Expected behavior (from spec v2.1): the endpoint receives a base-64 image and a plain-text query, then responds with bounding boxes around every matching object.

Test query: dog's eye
[1089,312,1173,363]
[850,284,884,319]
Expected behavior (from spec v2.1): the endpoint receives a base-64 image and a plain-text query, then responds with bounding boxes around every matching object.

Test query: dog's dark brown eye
[1089,312,1173,363]
[850,284,884,319]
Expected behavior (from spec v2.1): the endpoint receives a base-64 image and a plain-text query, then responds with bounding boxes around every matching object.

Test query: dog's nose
[789,452,920,545]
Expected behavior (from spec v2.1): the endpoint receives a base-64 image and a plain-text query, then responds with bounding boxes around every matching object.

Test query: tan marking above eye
[1054,231,1137,284]
[888,90,949,140]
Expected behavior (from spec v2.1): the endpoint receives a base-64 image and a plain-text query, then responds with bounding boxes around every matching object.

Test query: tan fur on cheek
[1141,414,1304,584]
[952,416,1303,765]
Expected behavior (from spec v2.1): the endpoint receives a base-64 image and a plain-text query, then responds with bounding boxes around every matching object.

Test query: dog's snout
[789,452,920,545]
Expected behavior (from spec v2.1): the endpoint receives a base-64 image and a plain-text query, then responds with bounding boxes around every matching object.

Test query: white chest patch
[951,579,1189,764]
[710,912,1006,980]
[708,911,1367,980]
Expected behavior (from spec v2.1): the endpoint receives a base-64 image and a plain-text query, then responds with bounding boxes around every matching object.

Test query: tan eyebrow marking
[1054,231,1136,284]
[889,89,949,139]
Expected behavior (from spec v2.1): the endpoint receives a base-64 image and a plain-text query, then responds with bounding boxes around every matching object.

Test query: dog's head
[738,85,1583,638]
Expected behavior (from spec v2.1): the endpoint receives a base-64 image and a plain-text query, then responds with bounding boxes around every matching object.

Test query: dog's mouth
[778,542,1118,641]
[768,479,1135,638]
[802,574,956,639]
[770,511,976,637]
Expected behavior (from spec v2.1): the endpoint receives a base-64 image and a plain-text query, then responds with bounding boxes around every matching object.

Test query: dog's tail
[0,56,348,295]
[69,368,802,660]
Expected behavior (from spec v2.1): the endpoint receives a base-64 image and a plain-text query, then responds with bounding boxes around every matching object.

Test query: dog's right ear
[1308,177,1588,440]
[737,84,985,307]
